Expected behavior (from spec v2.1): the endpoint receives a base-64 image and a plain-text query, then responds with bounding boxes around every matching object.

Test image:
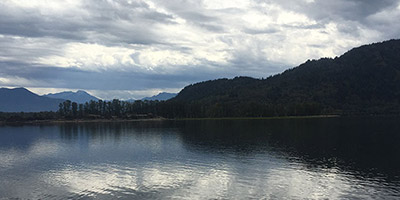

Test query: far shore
[0,115,342,125]
[0,117,167,125]
[175,115,341,121]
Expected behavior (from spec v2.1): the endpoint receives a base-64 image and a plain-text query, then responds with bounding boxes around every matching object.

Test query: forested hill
[164,39,400,117]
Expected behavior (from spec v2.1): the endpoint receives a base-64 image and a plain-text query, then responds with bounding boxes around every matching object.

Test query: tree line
[54,98,323,119]
[0,99,161,122]
[57,99,160,119]
[0,97,324,122]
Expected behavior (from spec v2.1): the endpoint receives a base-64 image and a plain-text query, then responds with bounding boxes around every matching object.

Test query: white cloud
[202,0,251,9]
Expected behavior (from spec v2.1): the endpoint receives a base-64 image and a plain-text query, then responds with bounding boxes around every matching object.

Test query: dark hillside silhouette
[163,39,400,117]
[0,88,64,112]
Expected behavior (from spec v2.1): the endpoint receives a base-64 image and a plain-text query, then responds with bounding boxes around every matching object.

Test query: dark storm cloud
[272,0,400,36]
[0,6,86,40]
[0,35,66,62]
[273,0,399,22]
[0,60,224,91]
[227,51,287,77]
[151,0,227,32]
[314,0,398,22]
[0,0,176,45]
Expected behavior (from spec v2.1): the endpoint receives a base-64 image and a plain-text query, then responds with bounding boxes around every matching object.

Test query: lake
[0,117,400,199]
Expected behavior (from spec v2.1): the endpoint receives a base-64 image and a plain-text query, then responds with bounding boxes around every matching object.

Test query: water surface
[0,117,399,199]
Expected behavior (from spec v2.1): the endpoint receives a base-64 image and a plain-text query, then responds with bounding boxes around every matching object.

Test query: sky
[0,0,399,100]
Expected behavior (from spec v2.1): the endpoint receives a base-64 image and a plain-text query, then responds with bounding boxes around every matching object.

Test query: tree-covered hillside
[161,39,400,118]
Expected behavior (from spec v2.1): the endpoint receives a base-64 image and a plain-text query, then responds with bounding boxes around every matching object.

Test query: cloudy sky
[1,0,399,99]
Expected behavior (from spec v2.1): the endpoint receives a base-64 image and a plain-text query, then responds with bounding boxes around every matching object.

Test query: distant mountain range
[0,88,64,112]
[0,88,99,112]
[142,92,177,101]
[125,92,177,102]
[0,88,176,112]
[44,90,99,104]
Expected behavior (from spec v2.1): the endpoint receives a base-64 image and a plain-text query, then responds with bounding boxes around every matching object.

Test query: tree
[72,102,78,117]
[58,103,64,115]
[63,100,71,116]
[78,104,84,117]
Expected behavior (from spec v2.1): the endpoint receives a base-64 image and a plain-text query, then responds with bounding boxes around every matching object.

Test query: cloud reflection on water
[0,119,400,199]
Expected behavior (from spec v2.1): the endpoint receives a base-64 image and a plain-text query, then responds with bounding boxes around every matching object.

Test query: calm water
[0,117,400,199]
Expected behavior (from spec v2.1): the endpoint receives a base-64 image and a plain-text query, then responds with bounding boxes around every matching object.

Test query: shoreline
[0,117,167,125]
[0,115,340,125]
[2,114,400,125]
[174,115,341,121]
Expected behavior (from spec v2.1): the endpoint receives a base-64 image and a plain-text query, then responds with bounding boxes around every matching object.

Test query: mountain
[164,39,400,118]
[142,92,177,101]
[44,90,99,104]
[0,88,64,112]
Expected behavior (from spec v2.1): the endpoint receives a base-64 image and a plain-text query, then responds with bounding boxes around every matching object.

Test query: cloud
[0,0,399,99]
[271,0,400,37]
[243,27,280,35]
[270,0,399,22]
[0,0,177,45]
